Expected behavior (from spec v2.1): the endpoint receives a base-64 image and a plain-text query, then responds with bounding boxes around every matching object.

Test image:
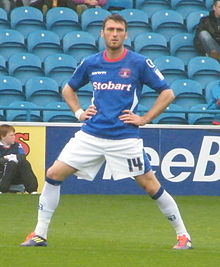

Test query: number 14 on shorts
[127,157,143,172]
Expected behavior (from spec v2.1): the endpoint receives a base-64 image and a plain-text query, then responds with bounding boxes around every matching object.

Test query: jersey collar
[103,48,128,62]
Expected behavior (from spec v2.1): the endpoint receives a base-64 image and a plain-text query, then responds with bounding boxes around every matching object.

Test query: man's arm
[62,83,97,121]
[119,89,175,126]
[142,89,175,123]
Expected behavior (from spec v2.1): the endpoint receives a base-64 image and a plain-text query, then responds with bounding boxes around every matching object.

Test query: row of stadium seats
[0,29,200,64]
[0,75,94,107]
[0,74,219,112]
[134,0,212,18]
[138,103,218,125]
[0,6,210,40]
[0,100,218,125]
[140,79,220,110]
[0,52,219,89]
[0,100,78,123]
[106,0,211,16]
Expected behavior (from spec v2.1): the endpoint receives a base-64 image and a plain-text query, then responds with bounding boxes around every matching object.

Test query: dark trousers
[0,159,38,193]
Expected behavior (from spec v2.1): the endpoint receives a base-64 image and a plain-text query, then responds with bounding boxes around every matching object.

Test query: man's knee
[46,161,76,181]
[135,171,161,196]
[199,30,213,42]
[46,167,61,180]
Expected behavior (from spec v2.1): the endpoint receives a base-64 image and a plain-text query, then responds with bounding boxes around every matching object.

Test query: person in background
[206,82,220,125]
[71,0,108,14]
[14,0,49,14]
[194,0,220,62]
[0,124,38,194]
[0,0,16,11]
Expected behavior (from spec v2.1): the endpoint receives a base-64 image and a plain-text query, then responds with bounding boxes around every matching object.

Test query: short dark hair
[102,14,128,31]
[214,0,220,5]
[0,124,15,139]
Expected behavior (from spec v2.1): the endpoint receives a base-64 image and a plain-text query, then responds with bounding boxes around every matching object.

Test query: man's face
[1,131,16,145]
[214,1,220,18]
[101,19,127,50]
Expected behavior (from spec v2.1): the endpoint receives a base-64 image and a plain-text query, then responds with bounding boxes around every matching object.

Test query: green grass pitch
[1,194,220,267]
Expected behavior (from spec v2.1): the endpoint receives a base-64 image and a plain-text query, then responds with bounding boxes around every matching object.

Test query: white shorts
[58,130,151,180]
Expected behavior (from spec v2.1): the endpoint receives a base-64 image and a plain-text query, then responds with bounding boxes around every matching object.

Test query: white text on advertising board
[145,136,220,182]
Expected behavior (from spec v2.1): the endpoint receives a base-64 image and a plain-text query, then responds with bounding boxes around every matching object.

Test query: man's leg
[135,171,192,249]
[0,162,18,193]
[17,158,38,193]
[199,30,220,61]
[20,160,77,246]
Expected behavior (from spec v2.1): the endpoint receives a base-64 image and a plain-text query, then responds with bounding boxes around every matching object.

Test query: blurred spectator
[0,0,16,11]
[14,0,52,13]
[72,0,108,14]
[0,124,38,194]
[194,0,220,61]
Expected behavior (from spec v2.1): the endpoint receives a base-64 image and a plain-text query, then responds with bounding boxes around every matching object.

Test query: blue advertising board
[46,126,220,196]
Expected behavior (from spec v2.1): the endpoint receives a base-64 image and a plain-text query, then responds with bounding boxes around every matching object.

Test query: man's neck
[104,47,125,60]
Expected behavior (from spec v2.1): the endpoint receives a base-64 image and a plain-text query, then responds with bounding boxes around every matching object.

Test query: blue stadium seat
[134,32,169,61]
[205,80,220,104]
[10,6,45,38]
[118,9,150,41]
[8,53,43,85]
[63,31,98,63]
[43,102,78,122]
[0,8,10,30]
[46,7,81,39]
[6,101,42,122]
[139,85,159,110]
[77,83,94,109]
[0,55,8,76]
[44,53,77,86]
[81,8,111,39]
[25,77,61,106]
[205,0,213,10]
[135,0,171,18]
[98,36,132,51]
[152,104,187,124]
[154,56,186,85]
[151,9,186,41]
[187,56,220,89]
[0,29,26,60]
[186,10,209,33]
[188,104,215,125]
[136,104,149,117]
[0,76,25,106]
[171,79,205,108]
[170,33,199,65]
[27,30,62,61]
[171,0,207,19]
[103,0,133,10]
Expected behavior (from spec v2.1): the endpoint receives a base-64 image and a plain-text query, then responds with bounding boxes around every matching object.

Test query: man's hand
[80,105,97,121]
[119,110,147,126]
[85,0,98,6]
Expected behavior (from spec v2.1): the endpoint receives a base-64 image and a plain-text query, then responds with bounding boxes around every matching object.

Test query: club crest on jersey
[119,68,131,78]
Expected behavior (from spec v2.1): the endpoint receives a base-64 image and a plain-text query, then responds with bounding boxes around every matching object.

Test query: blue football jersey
[68,49,170,139]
